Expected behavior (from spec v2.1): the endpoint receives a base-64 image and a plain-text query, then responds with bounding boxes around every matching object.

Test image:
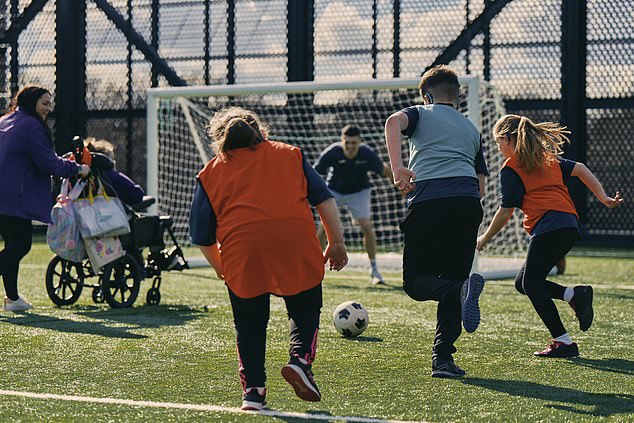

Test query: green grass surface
[0,242,633,422]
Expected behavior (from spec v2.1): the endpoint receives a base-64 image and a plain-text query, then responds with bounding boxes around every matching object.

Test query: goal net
[147,78,528,279]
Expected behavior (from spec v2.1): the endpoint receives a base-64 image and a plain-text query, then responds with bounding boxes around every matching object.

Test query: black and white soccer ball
[332,301,369,337]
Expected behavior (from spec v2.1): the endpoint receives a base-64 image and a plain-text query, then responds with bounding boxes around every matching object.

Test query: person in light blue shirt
[314,124,392,284]
[384,65,488,378]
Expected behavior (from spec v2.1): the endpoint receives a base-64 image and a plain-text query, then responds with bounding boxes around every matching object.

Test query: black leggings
[0,215,33,301]
[228,283,322,389]
[515,228,579,338]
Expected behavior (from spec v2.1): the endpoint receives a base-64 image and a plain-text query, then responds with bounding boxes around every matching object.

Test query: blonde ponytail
[494,114,571,173]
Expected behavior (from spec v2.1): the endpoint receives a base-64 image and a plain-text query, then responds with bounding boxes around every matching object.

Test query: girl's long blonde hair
[494,114,571,173]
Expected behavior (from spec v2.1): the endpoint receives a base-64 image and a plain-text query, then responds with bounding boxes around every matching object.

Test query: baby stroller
[45,141,188,308]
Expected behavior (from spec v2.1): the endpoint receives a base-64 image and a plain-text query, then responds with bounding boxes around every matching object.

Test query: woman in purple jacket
[0,85,90,311]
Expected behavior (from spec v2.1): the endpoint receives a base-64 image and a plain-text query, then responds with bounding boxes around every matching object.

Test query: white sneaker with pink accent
[4,295,33,311]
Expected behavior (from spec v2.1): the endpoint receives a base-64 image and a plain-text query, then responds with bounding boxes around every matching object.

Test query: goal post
[146,77,528,279]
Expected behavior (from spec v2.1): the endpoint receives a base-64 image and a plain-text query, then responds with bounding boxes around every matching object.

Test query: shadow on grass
[263,409,386,423]
[598,292,634,300]
[325,281,404,293]
[370,281,404,292]
[175,270,217,280]
[74,304,204,328]
[463,377,634,417]
[566,357,634,376]
[0,311,147,339]
[334,335,383,343]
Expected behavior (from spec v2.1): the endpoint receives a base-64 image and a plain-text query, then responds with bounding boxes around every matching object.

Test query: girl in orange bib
[477,114,622,358]
[189,107,347,410]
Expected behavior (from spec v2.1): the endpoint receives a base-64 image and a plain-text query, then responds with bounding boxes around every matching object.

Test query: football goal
[146,77,528,279]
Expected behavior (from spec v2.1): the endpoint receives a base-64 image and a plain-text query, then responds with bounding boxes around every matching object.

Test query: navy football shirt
[313,143,384,194]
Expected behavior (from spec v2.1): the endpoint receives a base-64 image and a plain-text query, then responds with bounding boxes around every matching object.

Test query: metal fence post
[55,0,86,154]
[287,0,314,82]
[561,0,587,222]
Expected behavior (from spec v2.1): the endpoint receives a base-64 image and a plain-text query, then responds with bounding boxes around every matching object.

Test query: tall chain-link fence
[0,0,631,245]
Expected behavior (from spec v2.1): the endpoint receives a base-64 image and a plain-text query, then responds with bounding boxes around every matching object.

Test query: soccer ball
[332,301,369,337]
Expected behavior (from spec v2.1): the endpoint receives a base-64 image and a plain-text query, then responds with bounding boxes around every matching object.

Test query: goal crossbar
[147,77,481,210]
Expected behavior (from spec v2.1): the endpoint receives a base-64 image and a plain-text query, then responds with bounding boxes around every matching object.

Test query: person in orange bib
[477,114,623,358]
[189,107,348,411]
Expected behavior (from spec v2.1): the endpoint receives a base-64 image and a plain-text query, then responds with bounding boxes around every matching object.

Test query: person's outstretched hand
[324,241,348,271]
[601,190,623,208]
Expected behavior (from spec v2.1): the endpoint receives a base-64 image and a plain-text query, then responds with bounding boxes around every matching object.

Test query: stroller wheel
[92,287,105,303]
[101,254,141,308]
[146,288,161,306]
[45,255,84,306]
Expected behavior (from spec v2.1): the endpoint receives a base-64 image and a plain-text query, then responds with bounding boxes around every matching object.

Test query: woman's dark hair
[9,85,50,117]
[4,85,53,142]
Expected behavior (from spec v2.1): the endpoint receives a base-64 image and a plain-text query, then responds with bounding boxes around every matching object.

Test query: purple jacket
[0,109,80,223]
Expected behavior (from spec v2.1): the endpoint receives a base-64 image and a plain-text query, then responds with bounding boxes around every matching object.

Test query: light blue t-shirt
[406,104,481,181]
[401,104,487,206]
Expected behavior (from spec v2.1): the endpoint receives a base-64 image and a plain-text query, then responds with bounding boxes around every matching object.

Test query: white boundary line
[0,389,424,423]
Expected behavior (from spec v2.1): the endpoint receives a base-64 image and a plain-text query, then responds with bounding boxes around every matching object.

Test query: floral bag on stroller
[47,178,87,263]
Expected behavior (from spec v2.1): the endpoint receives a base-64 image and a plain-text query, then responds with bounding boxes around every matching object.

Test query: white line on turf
[0,389,424,423]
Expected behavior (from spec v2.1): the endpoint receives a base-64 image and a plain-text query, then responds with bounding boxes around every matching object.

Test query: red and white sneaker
[281,356,321,402]
[240,387,266,411]
[533,340,579,358]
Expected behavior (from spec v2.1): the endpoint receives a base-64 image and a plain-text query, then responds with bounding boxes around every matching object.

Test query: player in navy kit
[314,124,392,284]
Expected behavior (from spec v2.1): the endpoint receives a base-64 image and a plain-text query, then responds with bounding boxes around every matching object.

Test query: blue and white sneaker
[370,269,385,285]
[461,273,485,333]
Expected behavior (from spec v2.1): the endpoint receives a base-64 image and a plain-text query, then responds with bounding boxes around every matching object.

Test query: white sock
[245,387,266,395]
[554,333,573,345]
[563,287,574,303]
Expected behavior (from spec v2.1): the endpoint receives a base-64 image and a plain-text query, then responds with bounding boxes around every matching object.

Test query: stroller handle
[128,196,156,212]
